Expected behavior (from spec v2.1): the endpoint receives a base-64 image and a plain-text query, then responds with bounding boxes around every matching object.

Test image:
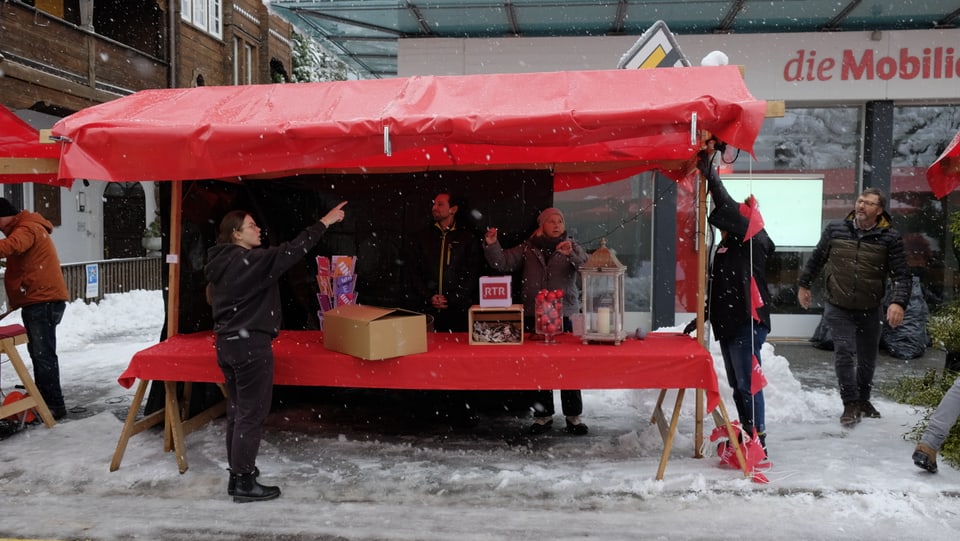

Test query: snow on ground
[1,290,959,540]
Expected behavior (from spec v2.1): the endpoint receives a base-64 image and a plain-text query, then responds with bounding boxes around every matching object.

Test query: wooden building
[0,0,293,262]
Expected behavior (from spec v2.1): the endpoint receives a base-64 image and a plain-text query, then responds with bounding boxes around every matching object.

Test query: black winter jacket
[798,210,910,310]
[705,170,775,340]
[406,221,484,331]
[205,221,329,338]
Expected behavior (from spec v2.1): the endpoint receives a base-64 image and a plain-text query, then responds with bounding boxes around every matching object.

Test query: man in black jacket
[798,188,910,426]
[407,192,483,332]
[406,192,485,425]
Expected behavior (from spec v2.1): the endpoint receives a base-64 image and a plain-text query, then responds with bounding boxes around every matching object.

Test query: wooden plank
[0,158,59,175]
[110,379,164,472]
[766,100,786,118]
[655,389,686,481]
[1,334,56,427]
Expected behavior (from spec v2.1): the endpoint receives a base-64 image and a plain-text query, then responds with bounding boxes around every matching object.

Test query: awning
[927,130,960,199]
[0,105,64,186]
[52,66,767,191]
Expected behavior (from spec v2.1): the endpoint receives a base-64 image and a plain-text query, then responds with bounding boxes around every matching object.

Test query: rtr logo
[483,285,509,300]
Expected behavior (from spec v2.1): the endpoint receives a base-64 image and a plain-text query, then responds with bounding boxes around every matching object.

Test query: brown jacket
[0,211,68,309]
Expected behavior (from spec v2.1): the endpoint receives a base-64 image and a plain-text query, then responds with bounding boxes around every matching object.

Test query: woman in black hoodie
[205,201,346,503]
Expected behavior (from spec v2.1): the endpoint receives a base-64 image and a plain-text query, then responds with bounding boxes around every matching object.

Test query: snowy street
[1,291,959,540]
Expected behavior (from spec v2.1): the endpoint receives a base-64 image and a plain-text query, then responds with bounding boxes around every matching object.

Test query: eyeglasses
[856,198,880,208]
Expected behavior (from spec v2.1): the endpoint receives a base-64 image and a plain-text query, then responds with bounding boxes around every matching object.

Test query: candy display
[534,288,563,344]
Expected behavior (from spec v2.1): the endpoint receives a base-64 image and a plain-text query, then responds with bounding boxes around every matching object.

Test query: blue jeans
[718,321,767,435]
[823,302,882,404]
[21,301,67,414]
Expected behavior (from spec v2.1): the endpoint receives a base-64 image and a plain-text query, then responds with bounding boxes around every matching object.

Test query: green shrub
[928,301,960,353]
[885,369,960,469]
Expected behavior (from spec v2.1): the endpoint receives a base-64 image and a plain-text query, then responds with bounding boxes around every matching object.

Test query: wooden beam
[0,157,59,175]
[766,100,786,118]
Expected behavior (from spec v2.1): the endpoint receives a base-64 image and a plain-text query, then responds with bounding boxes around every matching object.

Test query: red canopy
[52,66,766,191]
[0,105,63,186]
[927,130,960,199]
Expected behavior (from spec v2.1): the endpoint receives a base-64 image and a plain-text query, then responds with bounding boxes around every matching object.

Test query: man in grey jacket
[797,188,909,427]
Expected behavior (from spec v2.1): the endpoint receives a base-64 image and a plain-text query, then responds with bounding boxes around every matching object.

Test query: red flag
[738,195,764,241]
[711,424,770,483]
[751,353,768,394]
[749,276,764,323]
[927,131,960,199]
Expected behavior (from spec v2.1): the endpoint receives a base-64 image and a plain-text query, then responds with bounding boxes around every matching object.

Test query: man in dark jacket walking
[798,188,909,426]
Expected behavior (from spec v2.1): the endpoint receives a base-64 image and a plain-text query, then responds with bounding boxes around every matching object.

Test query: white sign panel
[713,175,824,249]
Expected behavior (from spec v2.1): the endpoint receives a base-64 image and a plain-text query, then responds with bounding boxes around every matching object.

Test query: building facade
[0,0,292,263]
[398,29,960,337]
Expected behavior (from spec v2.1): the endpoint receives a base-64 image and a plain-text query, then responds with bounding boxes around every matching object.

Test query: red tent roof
[0,105,62,186]
[52,66,767,191]
[927,130,960,199]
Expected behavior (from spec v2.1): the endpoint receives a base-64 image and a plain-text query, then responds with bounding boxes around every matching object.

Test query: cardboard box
[469,304,524,345]
[479,276,513,307]
[323,304,427,360]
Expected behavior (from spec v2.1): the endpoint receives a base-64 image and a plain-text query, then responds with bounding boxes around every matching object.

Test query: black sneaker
[859,401,881,419]
[840,402,861,427]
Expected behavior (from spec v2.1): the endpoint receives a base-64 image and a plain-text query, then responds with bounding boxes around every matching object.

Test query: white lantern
[579,239,627,345]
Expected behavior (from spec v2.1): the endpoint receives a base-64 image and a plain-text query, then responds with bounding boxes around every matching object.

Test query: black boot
[233,471,280,503]
[227,466,259,496]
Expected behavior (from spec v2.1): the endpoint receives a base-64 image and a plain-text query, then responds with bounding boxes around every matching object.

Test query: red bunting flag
[751,353,768,394]
[738,195,764,241]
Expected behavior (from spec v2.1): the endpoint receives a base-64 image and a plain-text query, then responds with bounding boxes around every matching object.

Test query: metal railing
[1,256,163,307]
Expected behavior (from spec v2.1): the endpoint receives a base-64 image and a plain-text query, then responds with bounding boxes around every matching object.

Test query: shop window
[725,106,864,317]
[556,173,655,312]
[34,184,61,227]
[890,105,960,310]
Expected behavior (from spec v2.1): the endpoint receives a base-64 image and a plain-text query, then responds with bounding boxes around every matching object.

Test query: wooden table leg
[695,389,704,458]
[110,379,165,472]
[655,389,685,481]
[164,381,189,474]
[1,335,56,428]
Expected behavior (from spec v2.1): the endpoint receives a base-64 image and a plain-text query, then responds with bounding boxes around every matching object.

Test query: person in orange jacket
[0,197,70,419]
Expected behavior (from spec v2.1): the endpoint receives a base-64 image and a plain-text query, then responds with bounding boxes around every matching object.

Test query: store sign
[784,47,959,82]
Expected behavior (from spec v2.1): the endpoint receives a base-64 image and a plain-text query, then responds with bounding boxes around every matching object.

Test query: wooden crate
[469,304,524,345]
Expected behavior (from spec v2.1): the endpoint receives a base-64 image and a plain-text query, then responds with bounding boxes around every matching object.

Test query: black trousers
[216,331,274,475]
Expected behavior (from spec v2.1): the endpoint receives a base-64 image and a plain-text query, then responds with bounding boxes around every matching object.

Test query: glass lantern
[579,239,627,345]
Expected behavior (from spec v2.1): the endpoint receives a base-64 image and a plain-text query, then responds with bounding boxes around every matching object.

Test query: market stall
[50,66,769,478]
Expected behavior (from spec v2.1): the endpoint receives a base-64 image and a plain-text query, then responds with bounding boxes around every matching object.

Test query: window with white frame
[182,0,222,39]
[233,37,256,85]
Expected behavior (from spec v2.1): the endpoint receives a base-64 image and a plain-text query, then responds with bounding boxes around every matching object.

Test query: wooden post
[165,180,183,338]
[694,161,709,457]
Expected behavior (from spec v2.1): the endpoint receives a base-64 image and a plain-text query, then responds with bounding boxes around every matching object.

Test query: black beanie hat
[0,198,20,217]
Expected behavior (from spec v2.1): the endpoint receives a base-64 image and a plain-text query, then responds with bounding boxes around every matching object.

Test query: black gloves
[682,319,697,336]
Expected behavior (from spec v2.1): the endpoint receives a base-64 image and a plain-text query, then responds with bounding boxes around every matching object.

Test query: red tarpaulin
[0,105,64,186]
[927,130,960,198]
[52,66,766,191]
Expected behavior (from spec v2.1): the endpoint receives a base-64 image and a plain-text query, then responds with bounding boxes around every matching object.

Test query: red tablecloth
[119,331,720,411]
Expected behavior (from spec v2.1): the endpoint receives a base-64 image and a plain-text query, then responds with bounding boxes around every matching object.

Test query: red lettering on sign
[784,47,958,83]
